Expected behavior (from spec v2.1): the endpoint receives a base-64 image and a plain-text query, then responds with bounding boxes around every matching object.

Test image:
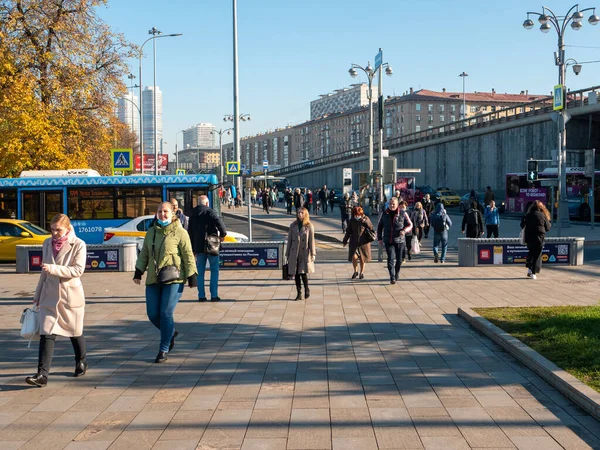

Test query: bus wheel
[580,204,591,222]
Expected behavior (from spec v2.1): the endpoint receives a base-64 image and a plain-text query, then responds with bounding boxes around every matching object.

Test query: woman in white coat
[26,214,87,387]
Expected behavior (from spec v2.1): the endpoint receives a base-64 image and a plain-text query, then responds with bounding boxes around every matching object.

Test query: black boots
[74,360,88,377]
[295,289,302,301]
[294,274,310,300]
[25,373,47,387]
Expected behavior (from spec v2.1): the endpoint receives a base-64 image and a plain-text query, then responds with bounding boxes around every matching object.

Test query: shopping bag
[519,228,526,245]
[20,307,40,347]
[411,238,421,255]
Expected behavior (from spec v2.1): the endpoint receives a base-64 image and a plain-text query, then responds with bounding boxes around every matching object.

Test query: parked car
[102,215,249,251]
[435,190,460,207]
[0,219,50,261]
[459,192,485,212]
[415,185,437,203]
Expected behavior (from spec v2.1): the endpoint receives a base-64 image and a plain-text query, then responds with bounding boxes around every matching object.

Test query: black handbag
[282,263,294,280]
[157,265,181,284]
[152,229,181,284]
[204,223,220,256]
[358,221,376,246]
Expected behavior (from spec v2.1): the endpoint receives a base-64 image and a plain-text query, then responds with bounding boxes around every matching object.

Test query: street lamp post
[349,62,375,211]
[375,49,393,214]
[224,113,251,175]
[174,130,184,172]
[138,28,182,175]
[212,128,233,182]
[523,5,599,234]
[127,73,137,139]
[459,72,468,122]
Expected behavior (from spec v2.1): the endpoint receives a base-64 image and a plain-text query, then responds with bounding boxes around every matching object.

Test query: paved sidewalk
[1,259,600,449]
[224,203,600,246]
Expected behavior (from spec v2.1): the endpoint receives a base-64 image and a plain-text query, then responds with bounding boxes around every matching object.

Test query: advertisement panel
[219,246,280,269]
[27,248,120,272]
[134,154,168,171]
[477,242,570,265]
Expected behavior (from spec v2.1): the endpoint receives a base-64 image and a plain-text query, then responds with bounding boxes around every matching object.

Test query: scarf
[52,229,70,258]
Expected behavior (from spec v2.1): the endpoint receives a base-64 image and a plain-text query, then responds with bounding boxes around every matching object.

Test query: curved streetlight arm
[120,96,140,114]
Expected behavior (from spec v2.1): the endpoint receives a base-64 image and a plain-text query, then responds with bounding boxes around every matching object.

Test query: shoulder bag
[204,223,221,256]
[360,222,377,245]
[519,227,526,245]
[152,229,181,284]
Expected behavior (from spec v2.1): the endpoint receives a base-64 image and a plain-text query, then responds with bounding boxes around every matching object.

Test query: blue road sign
[226,161,240,175]
[374,50,383,70]
[111,149,132,171]
[263,160,269,169]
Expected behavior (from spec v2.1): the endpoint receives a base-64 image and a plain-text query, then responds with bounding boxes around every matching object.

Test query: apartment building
[222,87,544,170]
[183,123,216,149]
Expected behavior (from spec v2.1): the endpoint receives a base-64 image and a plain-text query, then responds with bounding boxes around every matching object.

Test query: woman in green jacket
[134,202,198,363]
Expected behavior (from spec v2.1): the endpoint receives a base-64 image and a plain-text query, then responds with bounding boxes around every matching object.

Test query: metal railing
[271,85,600,177]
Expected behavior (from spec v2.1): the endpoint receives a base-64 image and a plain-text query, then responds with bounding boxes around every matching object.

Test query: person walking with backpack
[377,197,413,284]
[520,200,551,280]
[430,203,453,263]
[484,200,500,238]
[462,201,484,238]
[422,194,434,238]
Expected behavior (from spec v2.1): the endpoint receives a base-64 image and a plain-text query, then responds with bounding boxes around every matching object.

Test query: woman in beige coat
[343,206,373,279]
[286,207,316,301]
[26,214,87,387]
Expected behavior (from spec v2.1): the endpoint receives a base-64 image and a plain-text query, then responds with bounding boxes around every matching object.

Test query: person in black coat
[377,197,413,284]
[520,200,551,279]
[462,201,484,238]
[188,196,227,301]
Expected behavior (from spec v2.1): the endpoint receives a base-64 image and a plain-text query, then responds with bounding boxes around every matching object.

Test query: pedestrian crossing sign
[176,169,186,175]
[226,161,240,175]
[110,148,133,171]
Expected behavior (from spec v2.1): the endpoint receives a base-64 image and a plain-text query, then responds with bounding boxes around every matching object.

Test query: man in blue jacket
[484,200,500,238]
[377,197,413,284]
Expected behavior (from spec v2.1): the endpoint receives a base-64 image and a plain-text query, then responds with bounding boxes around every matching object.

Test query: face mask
[157,218,171,227]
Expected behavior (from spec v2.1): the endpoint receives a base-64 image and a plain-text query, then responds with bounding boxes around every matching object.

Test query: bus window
[0,190,17,219]
[117,187,161,218]
[68,188,116,219]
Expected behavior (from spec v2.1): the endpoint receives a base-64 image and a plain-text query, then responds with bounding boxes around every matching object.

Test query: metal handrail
[272,84,600,177]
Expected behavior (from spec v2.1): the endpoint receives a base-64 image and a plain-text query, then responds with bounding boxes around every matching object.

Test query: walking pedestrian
[293,188,305,212]
[188,195,228,302]
[462,201,484,238]
[343,206,373,279]
[484,200,500,238]
[27,214,88,387]
[340,192,352,234]
[377,197,413,284]
[285,188,294,214]
[286,207,316,300]
[422,194,434,238]
[251,187,257,205]
[134,202,198,363]
[262,188,271,214]
[430,203,453,264]
[328,189,336,213]
[406,201,428,260]
[320,185,329,215]
[170,198,189,231]
[520,200,551,280]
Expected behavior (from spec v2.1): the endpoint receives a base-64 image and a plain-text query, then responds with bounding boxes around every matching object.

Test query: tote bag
[20,307,40,348]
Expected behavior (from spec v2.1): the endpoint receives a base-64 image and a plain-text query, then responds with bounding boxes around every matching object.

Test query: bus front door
[22,191,63,230]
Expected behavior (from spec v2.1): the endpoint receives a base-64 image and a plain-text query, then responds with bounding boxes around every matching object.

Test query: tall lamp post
[523,5,599,234]
[459,72,468,122]
[138,28,182,175]
[212,128,233,182]
[174,129,184,172]
[349,61,376,209]
[375,49,393,214]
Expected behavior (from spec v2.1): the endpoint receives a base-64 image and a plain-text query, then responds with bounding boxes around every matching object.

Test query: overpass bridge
[271,85,600,193]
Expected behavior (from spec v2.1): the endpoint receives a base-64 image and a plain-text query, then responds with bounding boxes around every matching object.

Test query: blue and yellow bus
[0,170,221,243]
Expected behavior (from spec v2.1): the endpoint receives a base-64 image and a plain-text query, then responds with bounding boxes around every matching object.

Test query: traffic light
[527,160,538,181]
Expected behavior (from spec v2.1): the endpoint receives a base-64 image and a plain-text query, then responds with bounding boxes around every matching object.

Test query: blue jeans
[196,253,220,299]
[433,232,449,262]
[146,283,184,353]
[384,242,405,280]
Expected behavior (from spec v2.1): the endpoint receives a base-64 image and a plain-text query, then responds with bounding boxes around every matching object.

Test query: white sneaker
[531,274,537,280]
[527,269,532,278]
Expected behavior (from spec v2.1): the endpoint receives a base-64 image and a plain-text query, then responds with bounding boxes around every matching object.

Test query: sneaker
[390,279,396,284]
[440,261,445,264]
[531,274,537,280]
[155,351,168,363]
[434,255,439,263]
[198,297,207,302]
[527,269,532,278]
[210,296,221,302]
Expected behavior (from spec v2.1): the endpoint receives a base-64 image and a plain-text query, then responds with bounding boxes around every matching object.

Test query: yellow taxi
[0,219,50,261]
[435,189,461,207]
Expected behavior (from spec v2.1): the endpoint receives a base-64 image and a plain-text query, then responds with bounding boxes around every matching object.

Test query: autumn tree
[0,0,135,176]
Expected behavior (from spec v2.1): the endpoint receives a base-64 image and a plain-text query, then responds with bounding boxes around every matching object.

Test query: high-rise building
[183,123,216,149]
[142,86,163,156]
[117,92,139,140]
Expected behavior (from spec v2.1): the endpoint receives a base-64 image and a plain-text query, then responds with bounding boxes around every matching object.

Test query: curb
[222,211,343,244]
[458,306,600,421]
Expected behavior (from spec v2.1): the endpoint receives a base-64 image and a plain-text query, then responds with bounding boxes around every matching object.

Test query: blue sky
[98,1,600,156]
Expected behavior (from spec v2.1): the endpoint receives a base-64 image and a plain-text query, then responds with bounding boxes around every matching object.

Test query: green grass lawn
[474,305,600,392]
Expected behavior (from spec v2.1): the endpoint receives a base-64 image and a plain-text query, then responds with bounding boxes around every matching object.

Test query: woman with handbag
[286,207,316,301]
[520,200,551,280]
[134,202,198,363]
[26,214,87,388]
[343,206,374,279]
